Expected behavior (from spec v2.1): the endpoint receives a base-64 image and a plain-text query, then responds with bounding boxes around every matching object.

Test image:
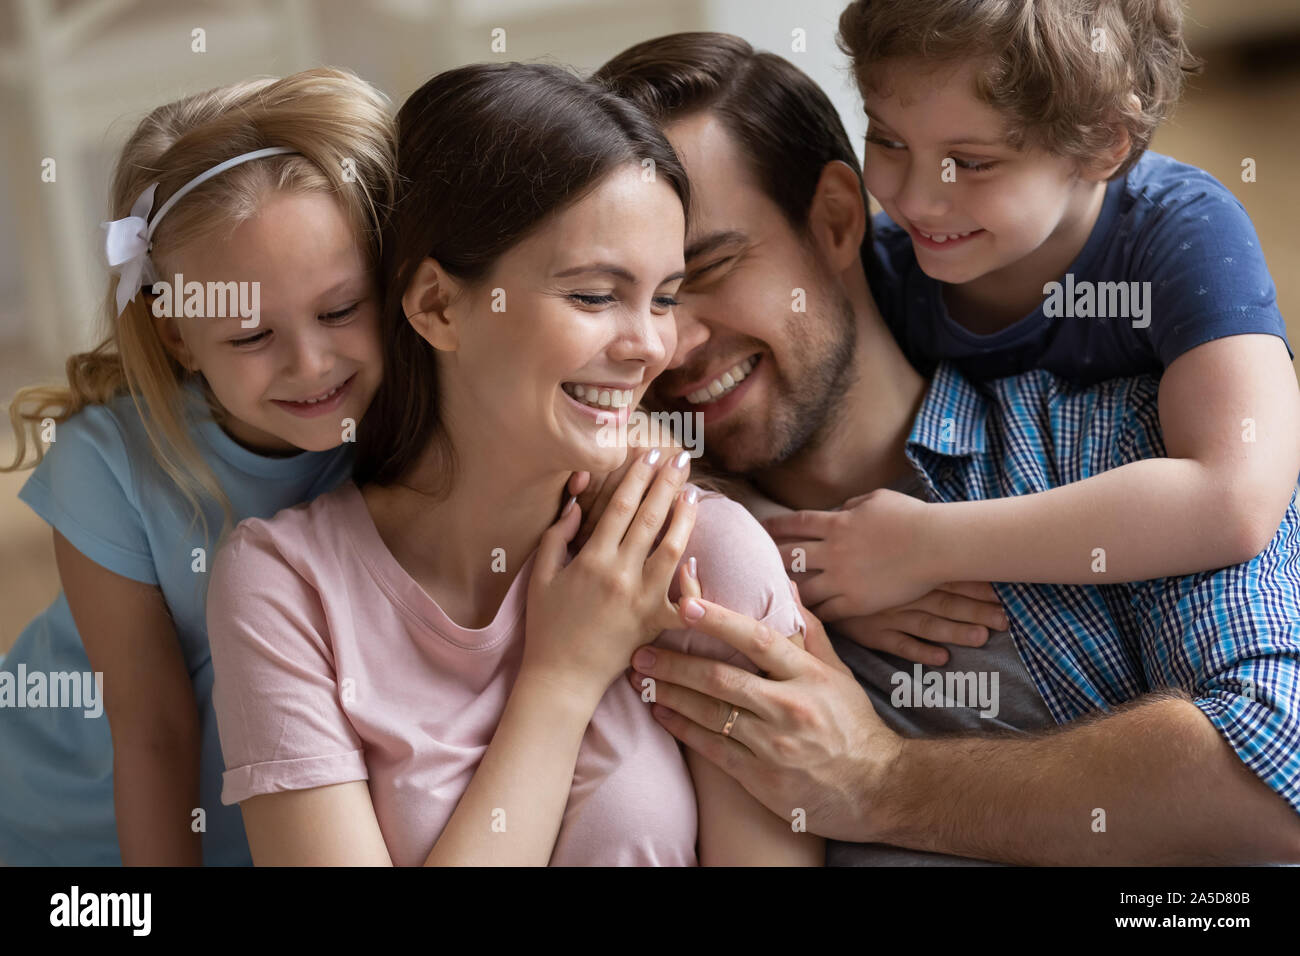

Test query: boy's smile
[860,58,1113,328]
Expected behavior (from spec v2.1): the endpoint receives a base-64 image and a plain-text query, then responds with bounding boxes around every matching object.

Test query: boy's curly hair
[838,0,1204,178]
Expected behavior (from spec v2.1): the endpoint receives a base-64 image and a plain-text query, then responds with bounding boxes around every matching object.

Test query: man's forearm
[867,692,1300,864]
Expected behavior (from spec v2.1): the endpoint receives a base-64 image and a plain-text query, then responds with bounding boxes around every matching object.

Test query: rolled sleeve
[1137,511,1300,813]
[206,522,368,805]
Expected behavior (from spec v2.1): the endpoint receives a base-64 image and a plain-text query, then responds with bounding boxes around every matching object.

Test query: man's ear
[402,256,465,352]
[153,312,196,372]
[806,160,867,275]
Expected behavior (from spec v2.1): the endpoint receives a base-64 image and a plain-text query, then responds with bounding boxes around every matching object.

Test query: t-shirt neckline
[336,479,536,649]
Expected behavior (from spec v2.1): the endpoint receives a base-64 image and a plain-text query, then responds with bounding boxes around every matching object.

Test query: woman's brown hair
[355,62,691,494]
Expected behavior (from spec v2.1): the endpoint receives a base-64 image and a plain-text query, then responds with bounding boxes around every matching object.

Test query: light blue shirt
[0,379,352,865]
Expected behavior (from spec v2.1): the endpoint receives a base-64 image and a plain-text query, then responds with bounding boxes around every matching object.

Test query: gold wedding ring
[721,707,741,737]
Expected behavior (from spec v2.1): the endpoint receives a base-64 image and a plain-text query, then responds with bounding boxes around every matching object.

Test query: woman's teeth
[686,355,757,405]
[563,383,634,409]
[919,229,977,243]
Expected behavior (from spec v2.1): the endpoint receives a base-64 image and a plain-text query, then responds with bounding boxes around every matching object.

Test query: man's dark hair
[594,31,878,279]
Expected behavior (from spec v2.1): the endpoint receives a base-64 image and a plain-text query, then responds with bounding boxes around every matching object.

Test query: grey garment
[827,471,1058,866]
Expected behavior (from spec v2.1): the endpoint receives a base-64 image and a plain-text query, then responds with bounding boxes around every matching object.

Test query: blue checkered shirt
[905,362,1300,813]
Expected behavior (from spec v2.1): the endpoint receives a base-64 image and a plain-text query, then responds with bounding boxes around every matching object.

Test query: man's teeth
[562,384,634,409]
[297,382,344,404]
[919,229,976,243]
[686,355,757,405]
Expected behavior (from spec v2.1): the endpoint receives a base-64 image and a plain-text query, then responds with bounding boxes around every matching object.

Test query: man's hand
[761,488,944,620]
[626,583,899,842]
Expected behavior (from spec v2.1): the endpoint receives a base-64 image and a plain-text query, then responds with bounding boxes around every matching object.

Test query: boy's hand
[760,488,942,620]
[833,582,1008,666]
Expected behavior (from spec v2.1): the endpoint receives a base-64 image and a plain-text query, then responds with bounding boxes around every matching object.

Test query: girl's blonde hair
[3,67,398,545]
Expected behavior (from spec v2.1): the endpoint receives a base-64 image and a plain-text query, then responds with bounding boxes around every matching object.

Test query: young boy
[775,0,1300,620]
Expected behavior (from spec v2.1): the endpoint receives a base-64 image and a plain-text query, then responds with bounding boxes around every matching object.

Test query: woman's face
[432,163,686,476]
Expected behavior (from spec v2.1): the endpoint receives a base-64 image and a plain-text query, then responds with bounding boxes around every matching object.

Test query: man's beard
[704,284,858,477]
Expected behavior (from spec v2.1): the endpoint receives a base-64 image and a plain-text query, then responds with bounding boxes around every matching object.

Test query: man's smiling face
[647,111,858,475]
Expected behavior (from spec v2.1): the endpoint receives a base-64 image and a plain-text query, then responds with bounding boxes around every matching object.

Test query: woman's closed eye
[566,292,680,312]
[567,293,616,307]
[865,134,906,151]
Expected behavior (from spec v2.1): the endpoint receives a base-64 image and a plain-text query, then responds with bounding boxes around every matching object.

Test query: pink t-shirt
[206,480,801,866]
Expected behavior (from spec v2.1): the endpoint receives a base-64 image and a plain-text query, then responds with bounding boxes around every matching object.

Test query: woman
[205,62,820,865]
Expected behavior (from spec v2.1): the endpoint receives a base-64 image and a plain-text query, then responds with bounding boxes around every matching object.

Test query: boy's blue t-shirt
[872,151,1291,382]
[0,379,352,865]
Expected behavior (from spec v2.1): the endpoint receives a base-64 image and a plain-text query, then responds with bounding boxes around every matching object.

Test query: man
[588,32,1300,865]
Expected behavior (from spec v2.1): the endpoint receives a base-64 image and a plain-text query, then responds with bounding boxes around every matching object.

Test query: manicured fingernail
[686,486,698,504]
[674,450,690,469]
[561,495,576,516]
[687,555,697,578]
[633,647,656,670]
[645,448,661,466]
[682,598,704,622]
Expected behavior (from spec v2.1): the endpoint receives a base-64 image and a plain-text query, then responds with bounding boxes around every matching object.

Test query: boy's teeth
[686,355,757,405]
[920,229,974,242]
[563,384,634,409]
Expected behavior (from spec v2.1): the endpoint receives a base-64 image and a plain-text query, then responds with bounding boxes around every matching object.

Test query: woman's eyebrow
[552,263,636,281]
[553,263,685,285]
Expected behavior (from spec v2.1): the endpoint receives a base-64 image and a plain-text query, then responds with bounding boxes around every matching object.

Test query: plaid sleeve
[1134,489,1300,813]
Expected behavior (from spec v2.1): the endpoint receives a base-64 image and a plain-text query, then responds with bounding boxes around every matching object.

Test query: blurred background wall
[2,0,1298,650]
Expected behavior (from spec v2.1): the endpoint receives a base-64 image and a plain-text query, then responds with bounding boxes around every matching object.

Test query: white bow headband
[100,146,300,317]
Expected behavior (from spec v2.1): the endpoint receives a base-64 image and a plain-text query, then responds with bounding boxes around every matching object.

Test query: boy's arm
[932,334,1300,586]
[765,335,1300,617]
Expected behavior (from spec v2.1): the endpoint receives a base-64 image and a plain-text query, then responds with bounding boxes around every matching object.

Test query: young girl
[766,0,1300,621]
[0,68,397,865]
[205,62,820,866]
